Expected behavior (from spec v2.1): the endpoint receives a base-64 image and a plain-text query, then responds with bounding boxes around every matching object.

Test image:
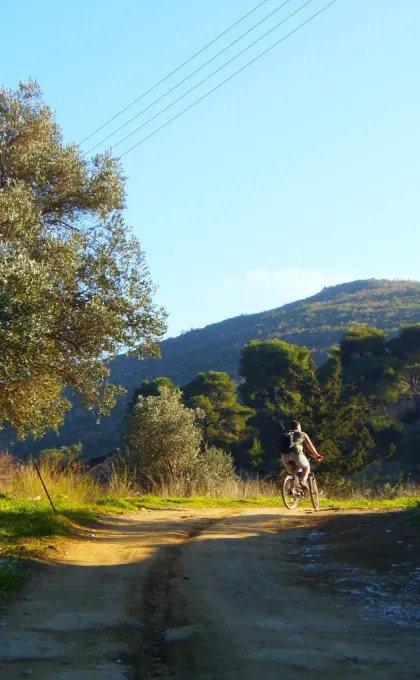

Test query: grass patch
[319,496,420,510]
[110,494,420,510]
[0,497,68,599]
[0,497,105,594]
[127,495,286,508]
[96,496,138,511]
[0,497,66,540]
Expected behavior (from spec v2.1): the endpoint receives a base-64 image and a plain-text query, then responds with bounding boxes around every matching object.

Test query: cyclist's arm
[305,435,323,460]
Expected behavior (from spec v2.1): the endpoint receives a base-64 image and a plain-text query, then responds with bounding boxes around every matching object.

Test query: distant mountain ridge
[6,278,420,457]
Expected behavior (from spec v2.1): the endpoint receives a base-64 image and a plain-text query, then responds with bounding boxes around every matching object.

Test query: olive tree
[194,446,237,495]
[0,80,166,437]
[124,387,203,490]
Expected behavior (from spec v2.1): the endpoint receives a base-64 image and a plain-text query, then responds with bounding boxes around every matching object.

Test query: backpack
[279,431,294,455]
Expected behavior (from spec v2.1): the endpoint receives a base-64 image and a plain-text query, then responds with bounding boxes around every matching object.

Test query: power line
[79,0,271,146]
[111,0,316,153]
[120,0,337,159]
[85,0,295,154]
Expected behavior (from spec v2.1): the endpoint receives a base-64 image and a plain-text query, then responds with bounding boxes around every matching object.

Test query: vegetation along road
[0,506,418,680]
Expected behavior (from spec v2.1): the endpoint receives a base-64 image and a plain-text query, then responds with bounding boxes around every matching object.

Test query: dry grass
[0,454,282,505]
[140,476,279,500]
[3,458,100,504]
[0,451,419,506]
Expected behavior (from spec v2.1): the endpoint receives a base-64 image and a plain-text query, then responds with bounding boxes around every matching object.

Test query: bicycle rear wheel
[282,475,298,510]
[309,474,319,510]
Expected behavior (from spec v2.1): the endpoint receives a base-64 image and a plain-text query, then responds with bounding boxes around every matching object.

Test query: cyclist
[281,420,323,490]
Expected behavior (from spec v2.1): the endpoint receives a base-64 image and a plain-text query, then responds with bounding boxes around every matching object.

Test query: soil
[0,506,418,679]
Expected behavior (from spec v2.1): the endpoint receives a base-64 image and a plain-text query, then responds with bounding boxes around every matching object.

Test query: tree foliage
[183,371,254,448]
[240,339,315,417]
[238,336,386,477]
[248,437,264,469]
[124,386,203,488]
[310,351,377,477]
[339,327,400,408]
[0,80,166,438]
[239,340,316,465]
[39,442,83,469]
[127,377,175,416]
[340,326,387,364]
[389,324,420,421]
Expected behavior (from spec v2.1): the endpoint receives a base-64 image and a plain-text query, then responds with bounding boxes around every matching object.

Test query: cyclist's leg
[298,453,310,487]
[300,466,310,488]
[281,455,296,489]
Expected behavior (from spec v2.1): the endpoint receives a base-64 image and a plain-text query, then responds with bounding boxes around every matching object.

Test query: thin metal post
[32,460,57,515]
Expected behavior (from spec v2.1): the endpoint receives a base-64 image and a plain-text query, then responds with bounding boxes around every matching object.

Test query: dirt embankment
[0,507,419,680]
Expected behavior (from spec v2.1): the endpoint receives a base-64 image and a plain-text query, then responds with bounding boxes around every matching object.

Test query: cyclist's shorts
[282,452,310,474]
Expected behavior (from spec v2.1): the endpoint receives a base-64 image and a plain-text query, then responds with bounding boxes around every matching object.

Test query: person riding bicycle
[281,420,323,490]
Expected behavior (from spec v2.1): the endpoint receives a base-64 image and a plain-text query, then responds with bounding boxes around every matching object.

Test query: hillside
[6,279,420,458]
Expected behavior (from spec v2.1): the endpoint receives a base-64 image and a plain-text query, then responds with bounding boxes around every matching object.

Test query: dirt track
[0,507,418,679]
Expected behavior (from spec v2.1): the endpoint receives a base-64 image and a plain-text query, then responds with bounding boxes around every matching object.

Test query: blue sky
[3,0,420,336]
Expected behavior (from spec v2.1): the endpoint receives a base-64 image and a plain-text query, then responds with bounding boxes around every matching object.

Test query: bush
[194,447,238,496]
[124,387,203,492]
[39,443,83,470]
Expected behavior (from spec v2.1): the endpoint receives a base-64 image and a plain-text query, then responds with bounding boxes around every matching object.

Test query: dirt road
[0,507,418,679]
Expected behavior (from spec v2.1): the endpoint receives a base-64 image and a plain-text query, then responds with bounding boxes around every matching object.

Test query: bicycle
[281,461,320,511]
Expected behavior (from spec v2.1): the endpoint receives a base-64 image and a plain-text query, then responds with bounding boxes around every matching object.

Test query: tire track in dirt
[134,512,239,679]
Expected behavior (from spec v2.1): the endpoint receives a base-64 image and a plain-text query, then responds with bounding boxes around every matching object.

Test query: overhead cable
[79,0,272,145]
[85,0,295,154]
[120,1,337,158]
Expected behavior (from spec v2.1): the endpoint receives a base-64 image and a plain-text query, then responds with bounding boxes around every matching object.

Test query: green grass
[96,496,138,511]
[121,495,287,508]
[0,497,66,540]
[0,497,103,598]
[114,494,420,510]
[319,496,420,510]
[0,497,68,598]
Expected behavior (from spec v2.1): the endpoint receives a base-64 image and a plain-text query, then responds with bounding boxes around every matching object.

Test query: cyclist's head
[290,420,301,431]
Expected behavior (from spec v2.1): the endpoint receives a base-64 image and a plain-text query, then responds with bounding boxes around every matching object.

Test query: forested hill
[8,279,420,457]
[112,278,420,386]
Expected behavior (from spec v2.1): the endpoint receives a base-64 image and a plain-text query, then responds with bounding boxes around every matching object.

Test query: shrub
[124,387,203,492]
[194,447,238,496]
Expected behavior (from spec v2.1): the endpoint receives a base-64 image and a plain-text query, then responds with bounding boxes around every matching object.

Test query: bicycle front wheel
[282,475,298,510]
[309,474,319,510]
